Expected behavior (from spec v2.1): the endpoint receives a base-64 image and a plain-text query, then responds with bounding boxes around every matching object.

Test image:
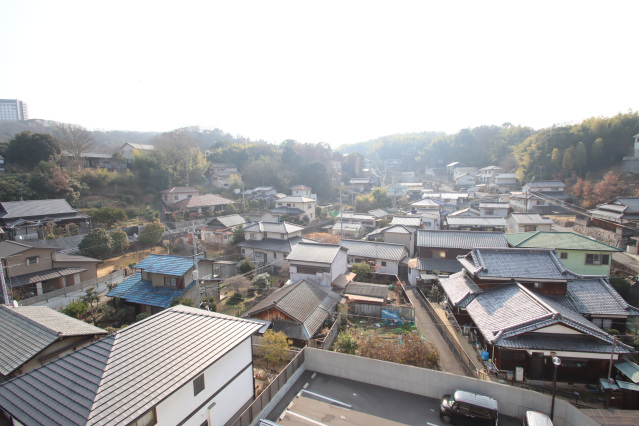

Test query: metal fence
[348,303,415,321]
[18,270,126,306]
[230,349,305,426]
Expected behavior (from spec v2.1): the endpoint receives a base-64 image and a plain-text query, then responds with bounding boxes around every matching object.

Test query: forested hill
[337,112,639,181]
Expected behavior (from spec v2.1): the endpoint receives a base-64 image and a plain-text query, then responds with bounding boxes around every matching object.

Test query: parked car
[523,411,553,426]
[440,389,499,425]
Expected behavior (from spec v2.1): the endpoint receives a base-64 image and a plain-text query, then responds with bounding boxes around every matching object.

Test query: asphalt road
[267,372,522,426]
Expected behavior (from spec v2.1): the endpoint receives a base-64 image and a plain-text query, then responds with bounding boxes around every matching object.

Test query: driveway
[404,287,468,376]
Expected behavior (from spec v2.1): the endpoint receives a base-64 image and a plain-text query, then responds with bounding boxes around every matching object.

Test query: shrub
[61,299,89,319]
[259,330,290,366]
[334,330,358,355]
[226,292,244,305]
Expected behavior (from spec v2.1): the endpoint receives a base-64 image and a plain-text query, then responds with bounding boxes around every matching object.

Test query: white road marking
[301,389,353,408]
[285,410,327,426]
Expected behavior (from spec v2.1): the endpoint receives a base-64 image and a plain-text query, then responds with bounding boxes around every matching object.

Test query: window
[26,256,39,265]
[593,318,613,330]
[274,253,277,259]
[132,408,157,426]
[174,195,179,200]
[432,250,446,259]
[523,225,537,232]
[534,282,543,289]
[250,233,254,239]
[164,277,177,287]
[586,254,609,265]
[537,200,545,206]
[193,374,205,396]
[560,252,568,259]
[484,209,494,215]
[381,261,387,267]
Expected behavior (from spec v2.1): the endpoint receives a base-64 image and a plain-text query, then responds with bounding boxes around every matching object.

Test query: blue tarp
[382,309,402,326]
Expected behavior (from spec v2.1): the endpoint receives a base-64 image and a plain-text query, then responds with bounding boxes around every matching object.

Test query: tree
[238,258,256,276]
[231,225,245,245]
[371,188,392,209]
[574,142,587,176]
[252,273,271,294]
[5,131,61,170]
[259,330,290,366]
[351,262,373,281]
[561,147,574,177]
[551,148,562,173]
[592,171,626,206]
[334,330,358,354]
[61,299,89,319]
[92,207,128,229]
[79,228,113,259]
[55,123,95,160]
[81,287,101,325]
[399,333,440,369]
[171,297,195,307]
[201,295,217,312]
[111,229,130,255]
[138,220,165,246]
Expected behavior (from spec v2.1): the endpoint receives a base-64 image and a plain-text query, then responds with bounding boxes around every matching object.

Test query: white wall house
[287,243,348,286]
[160,187,199,206]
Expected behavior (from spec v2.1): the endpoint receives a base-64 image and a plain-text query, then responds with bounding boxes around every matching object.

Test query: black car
[440,389,499,425]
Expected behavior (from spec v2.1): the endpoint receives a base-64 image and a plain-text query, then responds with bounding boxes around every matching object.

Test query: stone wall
[573,224,624,248]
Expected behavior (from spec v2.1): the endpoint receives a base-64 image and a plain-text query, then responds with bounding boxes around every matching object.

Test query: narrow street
[404,287,468,376]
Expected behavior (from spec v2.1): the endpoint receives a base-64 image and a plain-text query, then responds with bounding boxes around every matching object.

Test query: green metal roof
[505,231,622,252]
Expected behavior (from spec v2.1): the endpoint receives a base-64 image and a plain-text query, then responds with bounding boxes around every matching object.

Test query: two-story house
[336,212,377,229]
[173,194,235,216]
[452,166,478,180]
[505,213,554,234]
[477,166,503,183]
[160,186,199,207]
[272,196,316,222]
[0,305,106,380]
[0,306,264,426]
[290,185,316,200]
[106,254,201,316]
[0,240,99,300]
[237,222,312,267]
[510,180,568,214]
[287,242,348,286]
[209,163,242,189]
[339,239,409,280]
[440,248,639,383]
[478,202,510,217]
[199,214,246,245]
[117,142,154,163]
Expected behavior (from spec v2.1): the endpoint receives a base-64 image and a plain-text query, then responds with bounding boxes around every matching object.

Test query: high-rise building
[0,99,28,121]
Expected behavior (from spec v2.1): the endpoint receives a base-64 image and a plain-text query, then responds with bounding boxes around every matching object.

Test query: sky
[1,1,638,148]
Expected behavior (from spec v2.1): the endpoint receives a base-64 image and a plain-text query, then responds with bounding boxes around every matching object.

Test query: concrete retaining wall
[304,348,597,426]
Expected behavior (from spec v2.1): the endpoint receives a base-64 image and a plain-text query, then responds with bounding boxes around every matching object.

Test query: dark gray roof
[417,258,463,274]
[367,209,389,218]
[439,272,481,307]
[0,241,57,258]
[506,213,554,225]
[615,360,639,383]
[524,181,566,188]
[207,214,245,229]
[0,306,106,376]
[0,199,79,220]
[339,240,407,261]
[7,267,86,287]
[417,230,508,249]
[237,236,312,253]
[550,278,639,317]
[287,242,347,264]
[466,283,632,353]
[344,282,388,299]
[458,248,574,281]
[0,306,263,425]
[383,225,412,234]
[245,280,341,339]
[446,216,507,227]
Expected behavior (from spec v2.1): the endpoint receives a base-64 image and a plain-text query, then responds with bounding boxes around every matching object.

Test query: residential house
[374,224,416,257]
[343,281,389,306]
[160,186,199,206]
[446,161,463,174]
[173,194,235,216]
[205,214,246,230]
[583,197,639,248]
[452,166,478,180]
[505,231,622,276]
[349,178,372,192]
[290,185,316,200]
[209,163,242,189]
[287,242,348,286]
[445,216,507,232]
[505,213,554,234]
[273,196,316,222]
[244,279,341,347]
[118,142,154,162]
[410,198,446,214]
[440,248,638,383]
[0,305,106,379]
[335,212,377,229]
[477,166,503,183]
[247,186,278,201]
[331,222,365,238]
[61,152,125,171]
[0,240,99,300]
[199,214,246,246]
[0,306,263,426]
[478,202,510,217]
[419,211,441,230]
[384,158,402,171]
[247,209,278,223]
[510,180,569,214]
[368,209,390,221]
[0,199,90,241]
[237,222,310,267]
[391,215,422,232]
[106,254,201,316]
[493,173,518,187]
[340,239,409,279]
[448,207,479,218]
[454,173,476,188]
[416,230,508,276]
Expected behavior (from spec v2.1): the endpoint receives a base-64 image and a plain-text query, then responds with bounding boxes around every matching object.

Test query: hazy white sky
[1,1,637,147]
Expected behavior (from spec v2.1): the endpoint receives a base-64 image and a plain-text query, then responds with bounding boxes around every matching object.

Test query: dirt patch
[97,246,164,277]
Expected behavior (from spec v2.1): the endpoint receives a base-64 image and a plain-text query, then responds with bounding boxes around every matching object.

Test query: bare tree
[55,123,95,159]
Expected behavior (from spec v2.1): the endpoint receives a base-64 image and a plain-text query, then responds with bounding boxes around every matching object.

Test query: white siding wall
[374,259,399,275]
[331,251,348,283]
[155,338,254,426]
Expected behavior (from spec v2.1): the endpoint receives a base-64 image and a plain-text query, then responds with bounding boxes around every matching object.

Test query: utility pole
[607,336,617,383]
[340,194,343,239]
[191,221,200,308]
[0,260,10,306]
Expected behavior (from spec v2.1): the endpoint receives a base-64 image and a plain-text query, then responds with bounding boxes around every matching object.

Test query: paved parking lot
[265,371,522,425]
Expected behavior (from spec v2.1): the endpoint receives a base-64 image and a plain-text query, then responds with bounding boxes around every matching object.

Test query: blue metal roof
[107,272,143,297]
[134,254,195,277]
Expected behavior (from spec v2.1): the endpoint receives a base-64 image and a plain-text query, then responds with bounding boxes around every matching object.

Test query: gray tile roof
[505,231,622,252]
[367,209,389,218]
[0,241,57,258]
[175,194,234,208]
[446,217,507,227]
[345,282,388,299]
[417,230,508,249]
[410,198,445,207]
[417,258,463,274]
[458,248,574,280]
[287,242,347,264]
[439,272,481,307]
[525,181,566,188]
[159,186,198,194]
[615,360,639,383]
[332,223,364,232]
[550,278,639,316]
[507,213,554,225]
[243,221,304,234]
[0,306,263,426]
[6,267,87,288]
[276,196,315,203]
[237,236,312,254]
[245,279,341,339]
[614,197,639,212]
[391,216,421,227]
[338,212,375,221]
[383,225,412,234]
[207,214,245,229]
[0,306,106,376]
[0,199,79,220]
[465,283,632,353]
[339,239,407,261]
